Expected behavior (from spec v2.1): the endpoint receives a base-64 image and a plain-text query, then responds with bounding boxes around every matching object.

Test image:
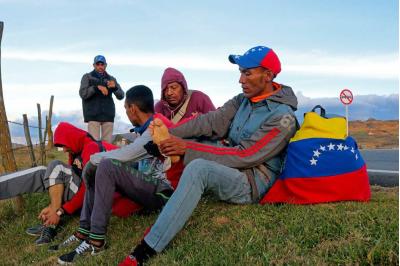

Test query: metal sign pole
[346,104,349,136]
[340,88,353,137]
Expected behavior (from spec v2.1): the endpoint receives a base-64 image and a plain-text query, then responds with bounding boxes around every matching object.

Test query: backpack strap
[86,133,107,152]
[96,141,106,152]
[171,90,193,124]
[310,105,326,118]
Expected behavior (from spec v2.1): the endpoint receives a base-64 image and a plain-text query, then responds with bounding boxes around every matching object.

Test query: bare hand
[107,80,116,88]
[43,209,60,226]
[159,136,186,156]
[149,121,155,136]
[73,158,82,169]
[98,85,109,96]
[38,206,51,221]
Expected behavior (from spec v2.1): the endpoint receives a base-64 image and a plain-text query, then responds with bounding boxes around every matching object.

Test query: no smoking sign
[340,89,353,105]
[340,88,353,136]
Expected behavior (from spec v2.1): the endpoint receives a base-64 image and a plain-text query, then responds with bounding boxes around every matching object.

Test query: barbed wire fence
[0,96,54,171]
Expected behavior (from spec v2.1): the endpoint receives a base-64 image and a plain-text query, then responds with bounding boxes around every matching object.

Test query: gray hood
[268,84,298,111]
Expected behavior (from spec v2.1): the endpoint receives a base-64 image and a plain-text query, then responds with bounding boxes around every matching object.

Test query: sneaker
[57,240,106,265]
[118,255,140,266]
[26,224,45,236]
[49,234,83,252]
[35,226,57,245]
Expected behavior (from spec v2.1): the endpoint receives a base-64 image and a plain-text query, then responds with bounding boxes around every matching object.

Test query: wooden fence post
[0,21,24,213]
[46,95,54,149]
[23,114,36,167]
[44,115,48,145]
[37,103,45,165]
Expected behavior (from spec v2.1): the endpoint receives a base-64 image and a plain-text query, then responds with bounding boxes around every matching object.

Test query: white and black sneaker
[49,234,83,252]
[57,240,105,265]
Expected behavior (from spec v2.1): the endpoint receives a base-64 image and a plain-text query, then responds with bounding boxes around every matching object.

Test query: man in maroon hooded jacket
[155,67,216,124]
[0,122,139,245]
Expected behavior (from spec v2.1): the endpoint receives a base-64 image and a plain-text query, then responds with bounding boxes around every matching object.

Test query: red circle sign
[340,89,353,105]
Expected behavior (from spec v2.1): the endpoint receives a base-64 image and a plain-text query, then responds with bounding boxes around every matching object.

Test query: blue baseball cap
[93,55,106,64]
[228,46,281,75]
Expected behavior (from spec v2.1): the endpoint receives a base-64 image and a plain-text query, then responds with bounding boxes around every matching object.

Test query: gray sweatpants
[79,158,173,236]
[0,160,81,203]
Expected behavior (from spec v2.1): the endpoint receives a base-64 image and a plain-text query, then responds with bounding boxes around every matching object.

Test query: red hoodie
[54,122,140,217]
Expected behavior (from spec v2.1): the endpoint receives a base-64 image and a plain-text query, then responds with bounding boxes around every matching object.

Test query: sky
[0,0,398,126]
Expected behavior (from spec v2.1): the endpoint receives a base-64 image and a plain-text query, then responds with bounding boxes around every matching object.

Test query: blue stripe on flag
[281,137,365,179]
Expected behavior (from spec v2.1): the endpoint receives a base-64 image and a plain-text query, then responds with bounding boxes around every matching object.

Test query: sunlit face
[93,62,107,73]
[238,67,273,98]
[164,82,184,107]
[124,101,140,126]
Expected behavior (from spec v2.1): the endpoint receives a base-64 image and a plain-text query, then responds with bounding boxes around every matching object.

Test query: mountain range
[7,93,399,144]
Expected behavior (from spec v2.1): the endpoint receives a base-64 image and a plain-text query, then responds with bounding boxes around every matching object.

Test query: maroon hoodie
[155,67,216,122]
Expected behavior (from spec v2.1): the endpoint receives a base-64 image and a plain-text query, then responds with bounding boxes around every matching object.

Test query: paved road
[360,149,399,187]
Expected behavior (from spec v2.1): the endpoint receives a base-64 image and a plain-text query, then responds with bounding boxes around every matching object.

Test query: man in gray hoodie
[119,46,298,265]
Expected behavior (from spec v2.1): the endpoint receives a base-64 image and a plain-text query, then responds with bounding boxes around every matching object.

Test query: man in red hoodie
[0,122,138,245]
[155,67,216,124]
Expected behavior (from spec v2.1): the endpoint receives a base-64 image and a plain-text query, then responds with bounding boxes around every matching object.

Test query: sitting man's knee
[47,159,64,170]
[186,158,209,170]
[183,159,210,180]
[97,158,114,170]
[96,158,121,176]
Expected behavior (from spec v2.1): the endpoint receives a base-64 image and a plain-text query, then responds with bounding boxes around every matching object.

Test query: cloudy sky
[0,0,398,127]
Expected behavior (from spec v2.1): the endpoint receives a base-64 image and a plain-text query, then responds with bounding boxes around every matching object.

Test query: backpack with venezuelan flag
[261,105,371,204]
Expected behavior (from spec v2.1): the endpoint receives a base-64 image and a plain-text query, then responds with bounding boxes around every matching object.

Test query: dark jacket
[79,70,124,122]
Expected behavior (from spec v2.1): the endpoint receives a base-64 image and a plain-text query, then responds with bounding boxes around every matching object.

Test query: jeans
[144,158,254,252]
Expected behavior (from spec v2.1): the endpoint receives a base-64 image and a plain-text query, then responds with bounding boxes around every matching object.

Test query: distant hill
[296,93,399,121]
[349,119,398,149]
[7,96,399,149]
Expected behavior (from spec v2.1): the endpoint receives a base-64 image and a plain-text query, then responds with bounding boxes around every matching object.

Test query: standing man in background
[79,55,124,143]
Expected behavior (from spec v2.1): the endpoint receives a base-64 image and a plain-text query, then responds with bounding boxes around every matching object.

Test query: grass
[0,149,398,265]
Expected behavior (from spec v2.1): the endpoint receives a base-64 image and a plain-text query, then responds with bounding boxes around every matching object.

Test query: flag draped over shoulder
[261,109,370,204]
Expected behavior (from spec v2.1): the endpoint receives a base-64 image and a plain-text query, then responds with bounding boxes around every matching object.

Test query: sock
[75,227,89,240]
[131,239,156,264]
[89,233,105,247]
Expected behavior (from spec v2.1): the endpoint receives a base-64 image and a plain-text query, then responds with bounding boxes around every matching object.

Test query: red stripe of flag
[261,164,370,204]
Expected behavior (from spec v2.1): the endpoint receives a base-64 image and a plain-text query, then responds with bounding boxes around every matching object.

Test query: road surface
[361,149,399,187]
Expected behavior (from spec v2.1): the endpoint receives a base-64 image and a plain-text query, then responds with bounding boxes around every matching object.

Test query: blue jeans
[144,158,254,252]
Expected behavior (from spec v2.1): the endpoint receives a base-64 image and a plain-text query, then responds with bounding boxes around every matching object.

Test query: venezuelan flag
[261,112,370,204]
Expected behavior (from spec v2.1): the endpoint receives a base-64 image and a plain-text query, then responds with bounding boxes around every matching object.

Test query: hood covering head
[268,85,298,111]
[160,67,188,103]
[54,122,90,154]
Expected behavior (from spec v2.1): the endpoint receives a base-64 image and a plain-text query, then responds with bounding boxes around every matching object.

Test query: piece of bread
[152,118,180,163]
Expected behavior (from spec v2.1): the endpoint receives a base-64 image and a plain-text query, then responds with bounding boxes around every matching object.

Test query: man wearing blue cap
[119,46,298,265]
[79,55,124,143]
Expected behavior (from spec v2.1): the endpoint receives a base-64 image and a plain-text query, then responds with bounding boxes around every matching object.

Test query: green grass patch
[0,186,397,265]
[0,149,398,265]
